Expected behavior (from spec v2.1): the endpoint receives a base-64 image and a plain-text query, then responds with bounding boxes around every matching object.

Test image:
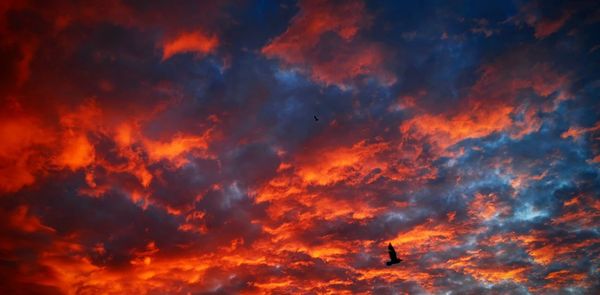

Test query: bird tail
[386,261,392,266]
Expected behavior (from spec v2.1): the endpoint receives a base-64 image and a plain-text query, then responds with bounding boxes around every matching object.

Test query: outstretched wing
[388,243,398,260]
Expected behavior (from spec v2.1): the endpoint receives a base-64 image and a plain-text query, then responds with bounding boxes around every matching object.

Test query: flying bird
[314,115,319,121]
[386,243,402,266]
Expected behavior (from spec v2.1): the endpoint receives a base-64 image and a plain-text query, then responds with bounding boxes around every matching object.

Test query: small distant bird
[386,243,402,266]
[314,115,319,121]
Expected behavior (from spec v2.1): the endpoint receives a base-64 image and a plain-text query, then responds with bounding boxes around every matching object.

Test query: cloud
[0,112,52,192]
[0,0,599,293]
[161,31,219,61]
[400,58,568,151]
[262,0,395,87]
[515,1,574,39]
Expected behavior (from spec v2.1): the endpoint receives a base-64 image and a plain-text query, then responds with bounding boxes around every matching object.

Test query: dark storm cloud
[149,157,220,210]
[4,174,194,266]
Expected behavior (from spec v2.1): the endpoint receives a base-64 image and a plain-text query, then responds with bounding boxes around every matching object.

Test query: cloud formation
[1,0,599,294]
[162,31,219,61]
[262,0,395,87]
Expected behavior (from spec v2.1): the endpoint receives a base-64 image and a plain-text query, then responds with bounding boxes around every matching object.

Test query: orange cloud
[400,62,567,150]
[0,115,53,193]
[162,31,219,61]
[545,270,588,289]
[0,1,596,293]
[552,194,600,228]
[296,139,390,186]
[445,249,529,284]
[389,219,474,257]
[263,0,365,56]
[357,267,435,291]
[401,104,514,150]
[561,122,600,139]
[468,193,510,220]
[54,133,95,170]
[143,132,211,166]
[512,231,600,266]
[0,97,217,199]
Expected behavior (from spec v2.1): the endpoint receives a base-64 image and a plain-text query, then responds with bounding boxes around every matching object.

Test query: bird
[386,243,402,266]
[314,115,319,121]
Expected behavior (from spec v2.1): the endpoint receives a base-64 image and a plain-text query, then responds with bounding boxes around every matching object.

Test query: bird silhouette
[386,243,402,266]
[314,115,319,121]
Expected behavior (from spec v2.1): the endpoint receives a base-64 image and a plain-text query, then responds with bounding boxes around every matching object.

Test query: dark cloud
[0,0,599,293]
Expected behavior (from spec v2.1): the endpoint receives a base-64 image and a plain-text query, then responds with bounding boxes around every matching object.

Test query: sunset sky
[1,0,599,294]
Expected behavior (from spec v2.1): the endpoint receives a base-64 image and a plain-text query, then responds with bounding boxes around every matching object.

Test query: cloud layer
[1,0,599,294]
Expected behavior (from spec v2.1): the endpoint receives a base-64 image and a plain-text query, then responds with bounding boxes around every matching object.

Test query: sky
[0,0,599,294]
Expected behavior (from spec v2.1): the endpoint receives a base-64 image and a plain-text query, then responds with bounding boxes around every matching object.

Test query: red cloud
[162,31,219,61]
[0,103,55,193]
[400,61,568,151]
[515,2,574,39]
[0,98,216,196]
[532,12,572,39]
[0,1,597,294]
[262,0,395,87]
